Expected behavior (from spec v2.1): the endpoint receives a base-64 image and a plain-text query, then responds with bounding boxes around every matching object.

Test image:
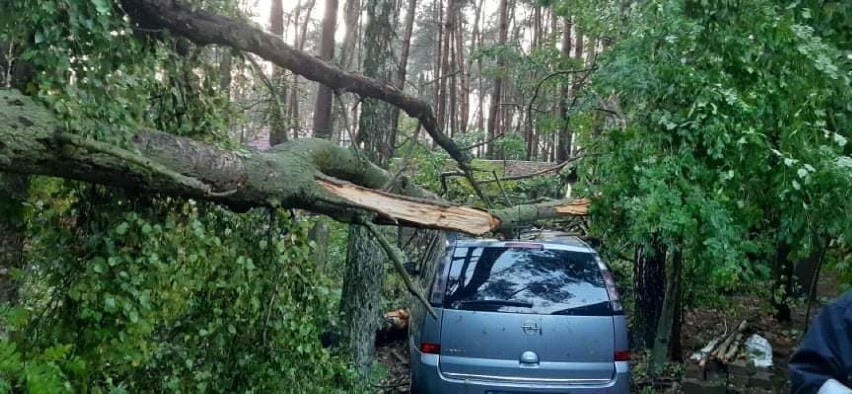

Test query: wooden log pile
[684,320,776,393]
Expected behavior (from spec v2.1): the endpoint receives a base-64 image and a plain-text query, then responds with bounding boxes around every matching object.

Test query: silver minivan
[408,232,630,393]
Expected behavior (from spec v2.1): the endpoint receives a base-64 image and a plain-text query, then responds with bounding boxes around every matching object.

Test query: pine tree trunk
[312,0,339,139]
[269,0,289,145]
[390,0,417,137]
[486,0,509,159]
[340,0,399,376]
[472,0,484,146]
[437,0,452,135]
[455,3,468,135]
[289,0,316,139]
[340,225,385,375]
[336,0,362,143]
[556,17,573,162]
[339,0,361,70]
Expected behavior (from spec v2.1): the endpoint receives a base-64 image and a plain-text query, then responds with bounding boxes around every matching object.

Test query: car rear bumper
[410,351,630,394]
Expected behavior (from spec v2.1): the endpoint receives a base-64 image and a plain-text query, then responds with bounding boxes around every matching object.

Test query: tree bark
[312,0,339,139]
[268,0,289,145]
[0,43,29,307]
[390,0,417,138]
[0,89,587,231]
[634,241,667,349]
[556,17,573,162]
[218,48,232,95]
[486,0,509,159]
[455,2,467,135]
[772,240,794,322]
[650,248,683,375]
[289,0,317,139]
[340,224,385,375]
[338,0,361,70]
[340,0,399,375]
[0,173,27,305]
[470,0,485,142]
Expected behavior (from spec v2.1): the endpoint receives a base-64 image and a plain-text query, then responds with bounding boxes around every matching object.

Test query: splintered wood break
[554,199,590,215]
[317,178,590,235]
[317,178,499,235]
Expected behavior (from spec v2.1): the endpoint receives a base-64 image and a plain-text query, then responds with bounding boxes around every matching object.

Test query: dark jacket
[789,290,852,393]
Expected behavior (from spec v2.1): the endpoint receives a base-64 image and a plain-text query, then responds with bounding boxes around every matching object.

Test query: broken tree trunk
[0,90,588,234]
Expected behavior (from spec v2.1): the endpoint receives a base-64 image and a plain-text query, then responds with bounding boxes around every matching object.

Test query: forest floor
[374,277,844,393]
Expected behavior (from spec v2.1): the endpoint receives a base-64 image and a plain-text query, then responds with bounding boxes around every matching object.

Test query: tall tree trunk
[486,0,509,159]
[312,0,338,139]
[447,0,458,135]
[269,0,289,145]
[455,2,468,135]
[772,240,794,322]
[650,249,683,375]
[634,241,667,349]
[340,0,399,376]
[339,0,361,70]
[0,174,27,305]
[472,0,484,142]
[574,32,583,61]
[436,0,451,135]
[390,0,418,137]
[337,0,362,143]
[219,48,232,95]
[524,5,542,160]
[289,0,316,139]
[556,17,573,162]
[0,44,30,307]
[432,0,443,127]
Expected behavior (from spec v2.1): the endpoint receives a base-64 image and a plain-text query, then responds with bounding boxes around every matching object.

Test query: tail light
[420,342,441,354]
[597,258,623,313]
[614,351,630,361]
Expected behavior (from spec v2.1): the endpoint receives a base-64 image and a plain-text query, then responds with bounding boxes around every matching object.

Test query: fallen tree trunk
[0,90,587,234]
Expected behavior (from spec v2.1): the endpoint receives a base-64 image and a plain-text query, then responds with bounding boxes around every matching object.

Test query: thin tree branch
[460,132,505,151]
[364,221,437,319]
[244,53,289,142]
[479,157,579,184]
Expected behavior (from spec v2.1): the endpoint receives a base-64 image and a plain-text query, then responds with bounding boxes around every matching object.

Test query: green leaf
[92,257,106,273]
[104,296,117,312]
[91,0,110,15]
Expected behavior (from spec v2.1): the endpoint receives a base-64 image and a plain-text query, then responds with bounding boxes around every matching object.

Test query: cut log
[712,320,747,360]
[690,335,723,367]
[723,332,744,362]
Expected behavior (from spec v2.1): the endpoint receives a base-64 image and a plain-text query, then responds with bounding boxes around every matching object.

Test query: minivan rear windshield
[441,246,610,315]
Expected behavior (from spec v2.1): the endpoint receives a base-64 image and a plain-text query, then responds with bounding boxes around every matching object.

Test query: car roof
[451,229,594,253]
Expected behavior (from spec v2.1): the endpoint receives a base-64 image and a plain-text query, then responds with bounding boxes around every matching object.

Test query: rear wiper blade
[550,301,611,316]
[458,299,533,308]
